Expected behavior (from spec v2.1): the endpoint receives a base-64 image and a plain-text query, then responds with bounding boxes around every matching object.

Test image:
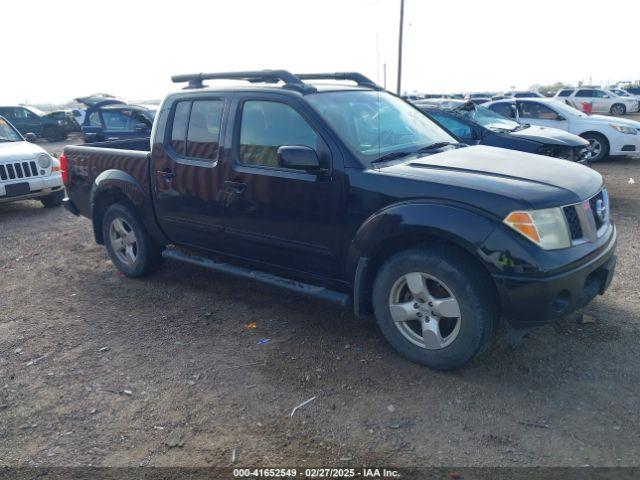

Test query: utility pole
[383,63,387,89]
[396,0,405,95]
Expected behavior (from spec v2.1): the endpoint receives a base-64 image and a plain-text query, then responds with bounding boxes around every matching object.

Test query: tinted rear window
[557,89,573,97]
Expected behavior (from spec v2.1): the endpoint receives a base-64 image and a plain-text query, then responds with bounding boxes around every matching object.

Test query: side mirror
[555,115,566,121]
[135,123,149,132]
[603,95,610,99]
[277,145,325,173]
[24,132,37,142]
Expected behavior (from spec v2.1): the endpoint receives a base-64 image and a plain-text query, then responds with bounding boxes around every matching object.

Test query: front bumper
[490,225,617,327]
[609,131,640,157]
[0,174,64,204]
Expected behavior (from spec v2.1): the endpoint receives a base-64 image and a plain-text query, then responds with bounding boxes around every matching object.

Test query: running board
[162,248,351,307]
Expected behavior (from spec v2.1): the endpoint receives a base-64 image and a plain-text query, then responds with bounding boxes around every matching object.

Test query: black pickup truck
[61,71,617,370]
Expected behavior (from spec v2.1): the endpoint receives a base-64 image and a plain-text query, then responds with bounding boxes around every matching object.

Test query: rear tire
[580,132,609,162]
[372,245,499,370]
[40,190,64,208]
[610,103,626,116]
[102,202,163,277]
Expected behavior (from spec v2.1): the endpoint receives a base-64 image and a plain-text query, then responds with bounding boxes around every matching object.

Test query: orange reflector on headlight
[504,211,541,244]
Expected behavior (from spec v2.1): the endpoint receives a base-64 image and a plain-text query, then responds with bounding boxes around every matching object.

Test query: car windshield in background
[306,91,455,165]
[0,118,21,142]
[457,105,520,132]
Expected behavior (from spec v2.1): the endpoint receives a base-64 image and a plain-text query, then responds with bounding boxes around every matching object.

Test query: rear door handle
[157,169,175,180]
[225,180,247,194]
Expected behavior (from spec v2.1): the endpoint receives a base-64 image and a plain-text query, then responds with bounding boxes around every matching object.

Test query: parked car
[46,110,81,133]
[0,115,65,207]
[0,105,75,141]
[505,91,545,98]
[76,96,155,142]
[418,101,589,162]
[608,88,640,109]
[61,70,616,370]
[466,93,492,105]
[554,88,638,116]
[485,98,640,162]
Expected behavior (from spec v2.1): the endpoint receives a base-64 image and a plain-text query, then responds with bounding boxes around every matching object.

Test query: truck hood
[376,145,602,212]
[0,141,47,162]
[508,125,588,147]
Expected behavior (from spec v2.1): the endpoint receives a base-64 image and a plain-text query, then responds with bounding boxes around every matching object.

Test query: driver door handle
[157,169,175,180]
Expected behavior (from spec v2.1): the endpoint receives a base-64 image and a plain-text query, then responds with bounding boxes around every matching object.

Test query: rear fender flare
[90,170,167,245]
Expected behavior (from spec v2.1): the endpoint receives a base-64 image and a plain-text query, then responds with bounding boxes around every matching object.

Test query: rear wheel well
[92,189,131,244]
[357,234,499,318]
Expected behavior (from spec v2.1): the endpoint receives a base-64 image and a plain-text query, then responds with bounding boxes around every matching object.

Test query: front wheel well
[92,189,131,244]
[356,234,500,319]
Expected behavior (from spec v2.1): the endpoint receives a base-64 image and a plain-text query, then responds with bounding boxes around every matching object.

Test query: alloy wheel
[109,217,138,265]
[388,272,461,350]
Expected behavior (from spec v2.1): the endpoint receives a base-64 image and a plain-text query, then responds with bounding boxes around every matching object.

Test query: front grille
[589,191,605,230]
[0,161,39,181]
[562,189,609,243]
[563,205,583,239]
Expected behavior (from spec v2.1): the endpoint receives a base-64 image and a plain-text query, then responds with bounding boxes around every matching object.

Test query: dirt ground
[1,144,639,468]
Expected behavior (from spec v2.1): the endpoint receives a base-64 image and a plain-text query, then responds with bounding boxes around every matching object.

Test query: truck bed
[64,138,151,219]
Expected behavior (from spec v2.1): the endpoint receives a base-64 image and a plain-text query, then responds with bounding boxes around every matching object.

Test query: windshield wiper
[416,141,466,154]
[0,139,15,143]
[370,150,414,165]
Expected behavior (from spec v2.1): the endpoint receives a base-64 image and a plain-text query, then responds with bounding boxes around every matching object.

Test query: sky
[1,0,639,105]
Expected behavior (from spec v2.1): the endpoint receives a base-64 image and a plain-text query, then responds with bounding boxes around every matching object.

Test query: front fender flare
[347,202,499,316]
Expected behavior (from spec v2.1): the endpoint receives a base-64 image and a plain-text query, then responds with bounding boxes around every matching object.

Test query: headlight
[504,208,571,250]
[537,145,571,160]
[37,153,52,169]
[610,124,637,134]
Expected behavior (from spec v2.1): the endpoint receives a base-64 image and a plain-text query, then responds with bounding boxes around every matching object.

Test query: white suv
[0,116,64,207]
[555,88,638,115]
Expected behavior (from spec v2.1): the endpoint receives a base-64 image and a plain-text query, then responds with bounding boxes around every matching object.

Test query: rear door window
[575,90,594,98]
[185,100,224,160]
[518,101,560,120]
[170,101,190,155]
[168,99,224,160]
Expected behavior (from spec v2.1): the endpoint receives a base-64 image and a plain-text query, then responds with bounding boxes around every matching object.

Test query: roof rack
[170,70,381,92]
[171,70,311,91]
[295,72,382,90]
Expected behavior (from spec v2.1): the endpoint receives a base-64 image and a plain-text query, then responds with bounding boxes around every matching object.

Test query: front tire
[610,103,626,116]
[372,246,499,370]
[102,202,163,277]
[40,190,64,208]
[581,132,609,162]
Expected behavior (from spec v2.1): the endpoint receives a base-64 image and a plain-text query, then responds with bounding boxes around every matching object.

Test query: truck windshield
[306,91,455,165]
[0,118,22,142]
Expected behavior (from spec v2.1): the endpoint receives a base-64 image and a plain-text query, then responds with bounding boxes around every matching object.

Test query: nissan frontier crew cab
[61,71,617,370]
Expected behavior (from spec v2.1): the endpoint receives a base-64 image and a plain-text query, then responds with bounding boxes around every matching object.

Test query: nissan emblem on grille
[595,199,606,224]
